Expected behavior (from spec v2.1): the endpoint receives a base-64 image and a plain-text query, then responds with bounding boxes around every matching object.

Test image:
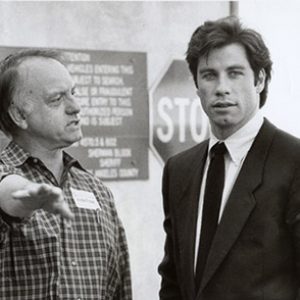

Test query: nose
[215,75,230,97]
[66,93,81,115]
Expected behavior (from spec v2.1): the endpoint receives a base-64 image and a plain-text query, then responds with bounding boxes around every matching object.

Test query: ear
[8,104,28,130]
[256,69,266,94]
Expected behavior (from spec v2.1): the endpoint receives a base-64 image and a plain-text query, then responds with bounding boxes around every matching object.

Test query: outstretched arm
[0,174,73,220]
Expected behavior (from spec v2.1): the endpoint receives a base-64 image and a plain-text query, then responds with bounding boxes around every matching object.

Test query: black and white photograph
[0,1,300,299]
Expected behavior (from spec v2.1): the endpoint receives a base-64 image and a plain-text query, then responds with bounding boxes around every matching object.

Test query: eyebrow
[227,65,246,70]
[45,84,76,98]
[199,65,246,74]
[198,68,216,74]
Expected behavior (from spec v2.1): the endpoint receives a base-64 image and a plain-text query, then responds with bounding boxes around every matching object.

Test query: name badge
[70,188,101,210]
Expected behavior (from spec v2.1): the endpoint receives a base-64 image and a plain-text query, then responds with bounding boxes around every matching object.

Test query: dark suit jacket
[158,119,300,300]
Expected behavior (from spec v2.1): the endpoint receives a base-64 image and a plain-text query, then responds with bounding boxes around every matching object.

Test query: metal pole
[230,1,239,16]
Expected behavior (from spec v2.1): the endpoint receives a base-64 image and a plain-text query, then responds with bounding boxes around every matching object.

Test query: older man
[0,49,132,300]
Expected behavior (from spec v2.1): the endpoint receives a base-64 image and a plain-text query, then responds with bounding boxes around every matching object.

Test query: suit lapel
[173,142,208,299]
[198,119,277,293]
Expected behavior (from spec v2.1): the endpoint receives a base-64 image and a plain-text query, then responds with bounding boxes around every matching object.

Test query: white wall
[0,2,229,299]
[239,0,300,137]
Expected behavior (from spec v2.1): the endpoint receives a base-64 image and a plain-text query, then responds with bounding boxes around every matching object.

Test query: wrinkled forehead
[16,57,73,94]
[17,56,67,79]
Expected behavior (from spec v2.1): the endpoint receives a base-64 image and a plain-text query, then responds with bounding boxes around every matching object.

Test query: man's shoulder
[263,119,300,150]
[0,140,29,167]
[273,126,300,146]
[169,140,208,161]
[254,119,300,169]
[164,140,208,174]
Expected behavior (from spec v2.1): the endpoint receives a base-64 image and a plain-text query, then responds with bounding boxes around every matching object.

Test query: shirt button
[33,158,38,164]
[71,260,77,266]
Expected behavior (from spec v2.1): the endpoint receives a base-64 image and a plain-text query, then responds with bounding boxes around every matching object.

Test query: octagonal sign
[150,59,209,164]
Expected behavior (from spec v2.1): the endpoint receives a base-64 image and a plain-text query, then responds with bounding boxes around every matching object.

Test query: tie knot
[210,142,227,157]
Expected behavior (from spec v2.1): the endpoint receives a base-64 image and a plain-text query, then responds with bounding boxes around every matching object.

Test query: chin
[64,134,82,146]
[214,117,234,127]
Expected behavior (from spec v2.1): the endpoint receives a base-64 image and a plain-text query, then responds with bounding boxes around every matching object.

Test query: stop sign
[150,59,208,163]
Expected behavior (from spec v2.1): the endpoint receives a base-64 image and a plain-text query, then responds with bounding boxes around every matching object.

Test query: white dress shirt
[194,112,264,270]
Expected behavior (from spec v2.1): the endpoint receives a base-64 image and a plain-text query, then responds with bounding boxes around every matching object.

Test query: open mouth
[68,119,80,126]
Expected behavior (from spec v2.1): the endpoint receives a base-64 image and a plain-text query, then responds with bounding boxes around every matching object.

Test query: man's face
[196,43,265,139]
[16,57,82,149]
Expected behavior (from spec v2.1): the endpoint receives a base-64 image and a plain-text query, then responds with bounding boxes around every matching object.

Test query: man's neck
[35,151,64,183]
[13,136,65,183]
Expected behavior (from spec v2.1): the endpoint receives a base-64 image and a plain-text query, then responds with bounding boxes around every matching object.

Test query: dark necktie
[195,142,227,291]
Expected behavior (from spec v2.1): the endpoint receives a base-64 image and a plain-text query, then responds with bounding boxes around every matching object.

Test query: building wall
[239,0,300,138]
[0,2,229,299]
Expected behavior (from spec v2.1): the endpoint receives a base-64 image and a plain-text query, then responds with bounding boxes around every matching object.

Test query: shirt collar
[0,141,30,167]
[1,140,84,171]
[209,111,264,165]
